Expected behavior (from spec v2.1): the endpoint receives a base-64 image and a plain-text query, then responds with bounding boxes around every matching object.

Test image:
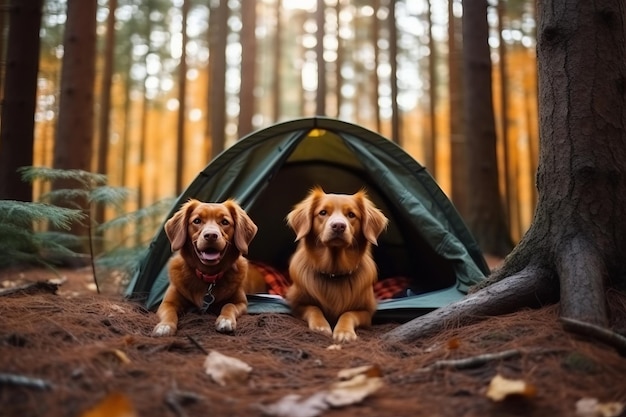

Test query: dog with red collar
[152,199,258,337]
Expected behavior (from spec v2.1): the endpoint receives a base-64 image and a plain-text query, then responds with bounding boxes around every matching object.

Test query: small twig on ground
[426,349,522,370]
[0,373,53,390]
[186,335,208,355]
[561,317,626,355]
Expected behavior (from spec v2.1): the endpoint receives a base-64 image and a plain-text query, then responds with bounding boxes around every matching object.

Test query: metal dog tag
[200,283,215,314]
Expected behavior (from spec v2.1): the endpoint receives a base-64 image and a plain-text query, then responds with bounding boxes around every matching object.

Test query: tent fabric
[126,117,490,321]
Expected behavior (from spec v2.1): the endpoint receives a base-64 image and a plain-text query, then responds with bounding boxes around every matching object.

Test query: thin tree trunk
[271,0,282,122]
[315,0,326,116]
[496,0,520,241]
[95,0,117,236]
[372,0,381,133]
[52,0,97,247]
[448,0,467,218]
[388,0,400,144]
[335,0,343,118]
[0,0,43,201]
[462,0,513,256]
[426,0,437,177]
[209,0,228,157]
[175,0,190,195]
[238,0,257,138]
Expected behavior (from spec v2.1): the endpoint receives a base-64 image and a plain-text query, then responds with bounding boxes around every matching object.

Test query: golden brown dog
[285,187,388,342]
[152,199,258,337]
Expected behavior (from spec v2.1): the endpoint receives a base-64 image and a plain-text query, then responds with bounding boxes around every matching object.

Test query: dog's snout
[331,220,346,234]
[203,227,220,241]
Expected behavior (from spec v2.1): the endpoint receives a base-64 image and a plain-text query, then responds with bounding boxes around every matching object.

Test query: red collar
[195,269,224,283]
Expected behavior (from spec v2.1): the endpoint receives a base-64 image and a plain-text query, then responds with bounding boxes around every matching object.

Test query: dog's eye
[319,210,327,216]
[192,218,202,224]
[221,219,230,226]
[347,211,356,218]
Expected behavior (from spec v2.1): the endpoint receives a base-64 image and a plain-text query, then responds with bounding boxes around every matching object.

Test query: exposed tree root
[561,317,626,356]
[385,266,559,343]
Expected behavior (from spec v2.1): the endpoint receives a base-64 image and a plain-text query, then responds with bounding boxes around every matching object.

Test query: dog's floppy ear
[226,200,258,255]
[286,187,323,241]
[165,199,200,252]
[357,191,389,246]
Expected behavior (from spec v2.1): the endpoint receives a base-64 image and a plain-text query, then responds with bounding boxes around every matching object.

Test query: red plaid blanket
[249,261,411,301]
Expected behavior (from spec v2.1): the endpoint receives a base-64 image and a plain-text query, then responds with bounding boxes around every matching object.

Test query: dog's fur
[285,187,388,342]
[152,199,258,337]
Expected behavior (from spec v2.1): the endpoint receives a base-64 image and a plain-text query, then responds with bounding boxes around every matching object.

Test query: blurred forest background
[0,0,539,260]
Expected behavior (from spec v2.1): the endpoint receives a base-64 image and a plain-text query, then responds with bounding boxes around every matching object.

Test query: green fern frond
[89,186,133,210]
[39,189,91,207]
[0,200,85,229]
[19,166,107,187]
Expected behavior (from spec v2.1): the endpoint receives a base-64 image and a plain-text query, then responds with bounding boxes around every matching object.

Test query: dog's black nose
[331,221,346,233]
[204,232,219,241]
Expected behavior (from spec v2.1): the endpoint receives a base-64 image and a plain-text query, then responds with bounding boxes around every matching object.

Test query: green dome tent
[126,117,489,321]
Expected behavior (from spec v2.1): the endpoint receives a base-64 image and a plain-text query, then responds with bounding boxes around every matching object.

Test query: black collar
[315,269,354,279]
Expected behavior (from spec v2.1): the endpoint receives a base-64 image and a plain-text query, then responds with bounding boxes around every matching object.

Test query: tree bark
[238,0,257,138]
[315,0,326,116]
[175,0,190,195]
[51,0,97,246]
[388,0,400,144]
[0,0,44,201]
[425,0,437,177]
[462,0,513,257]
[209,0,228,157]
[447,0,467,219]
[95,0,117,236]
[271,1,282,122]
[386,0,626,344]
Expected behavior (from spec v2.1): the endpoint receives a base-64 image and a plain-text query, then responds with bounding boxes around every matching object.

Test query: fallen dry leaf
[261,364,384,416]
[576,397,625,417]
[486,374,536,401]
[337,364,381,380]
[80,392,137,417]
[203,350,252,386]
[259,392,329,417]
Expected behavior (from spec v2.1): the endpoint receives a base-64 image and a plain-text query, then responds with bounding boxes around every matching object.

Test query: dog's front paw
[333,328,358,343]
[308,320,332,335]
[215,316,236,333]
[152,322,176,337]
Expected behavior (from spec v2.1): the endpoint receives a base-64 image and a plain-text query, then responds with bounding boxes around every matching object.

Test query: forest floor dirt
[1,260,625,417]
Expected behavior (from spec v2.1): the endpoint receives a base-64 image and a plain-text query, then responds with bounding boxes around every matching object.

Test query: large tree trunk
[386,0,626,344]
[0,0,44,201]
